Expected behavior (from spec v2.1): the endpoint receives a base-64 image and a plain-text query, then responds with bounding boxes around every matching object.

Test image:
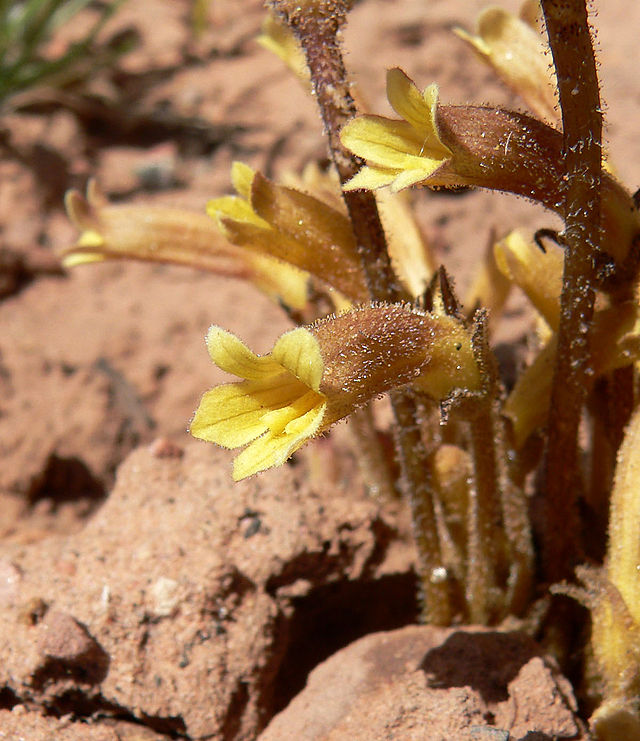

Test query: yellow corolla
[208,162,369,302]
[191,303,483,480]
[454,7,558,125]
[190,327,326,480]
[341,68,452,192]
[62,180,309,311]
[341,71,638,266]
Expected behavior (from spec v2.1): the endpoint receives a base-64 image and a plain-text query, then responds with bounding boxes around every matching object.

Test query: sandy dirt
[1,0,638,738]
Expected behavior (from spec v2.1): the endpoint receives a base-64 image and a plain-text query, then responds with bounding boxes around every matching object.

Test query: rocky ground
[1,0,638,738]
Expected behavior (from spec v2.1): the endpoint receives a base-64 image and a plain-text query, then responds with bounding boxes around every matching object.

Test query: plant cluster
[61,1,640,737]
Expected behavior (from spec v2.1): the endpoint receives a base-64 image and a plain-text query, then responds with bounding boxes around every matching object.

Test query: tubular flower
[504,302,640,447]
[493,229,563,331]
[341,69,638,264]
[552,406,640,737]
[191,303,482,479]
[282,162,436,299]
[454,7,558,125]
[341,68,452,192]
[62,181,309,310]
[257,12,311,90]
[341,66,571,203]
[208,162,369,302]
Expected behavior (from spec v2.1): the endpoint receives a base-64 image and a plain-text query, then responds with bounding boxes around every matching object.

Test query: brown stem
[586,368,635,558]
[391,393,452,624]
[465,315,506,623]
[267,0,403,303]
[466,399,502,623]
[348,405,397,500]
[270,0,450,622]
[605,365,635,452]
[539,0,602,582]
[497,417,534,616]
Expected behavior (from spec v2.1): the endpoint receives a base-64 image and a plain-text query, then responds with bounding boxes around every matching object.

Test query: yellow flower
[257,12,311,90]
[553,398,640,736]
[191,303,482,479]
[190,326,326,480]
[454,7,558,125]
[62,180,309,310]
[341,68,452,192]
[341,71,638,267]
[208,162,370,302]
[281,162,437,299]
[341,66,568,201]
[504,302,640,448]
[493,229,563,332]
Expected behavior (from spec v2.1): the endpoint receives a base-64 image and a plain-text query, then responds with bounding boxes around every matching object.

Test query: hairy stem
[465,315,507,623]
[268,0,403,302]
[270,0,451,622]
[540,0,602,581]
[392,395,452,624]
[497,418,534,616]
[349,405,397,500]
[466,398,504,623]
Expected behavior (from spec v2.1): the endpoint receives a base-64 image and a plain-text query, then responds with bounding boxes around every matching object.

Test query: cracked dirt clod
[258,625,586,741]
[0,442,415,739]
[0,257,292,543]
[39,610,102,663]
[0,709,166,740]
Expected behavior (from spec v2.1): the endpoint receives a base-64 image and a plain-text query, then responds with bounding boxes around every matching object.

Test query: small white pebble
[150,577,180,617]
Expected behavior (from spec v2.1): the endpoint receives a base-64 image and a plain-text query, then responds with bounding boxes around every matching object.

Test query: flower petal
[262,389,325,434]
[190,383,270,448]
[386,69,447,153]
[343,166,399,191]
[207,195,269,229]
[493,229,563,331]
[386,68,433,131]
[341,116,427,167]
[191,374,318,448]
[61,250,106,267]
[272,328,324,391]
[390,163,449,191]
[63,184,309,310]
[231,161,255,200]
[206,326,284,380]
[232,401,326,480]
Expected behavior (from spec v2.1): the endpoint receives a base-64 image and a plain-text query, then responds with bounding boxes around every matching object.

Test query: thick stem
[540,0,602,582]
[466,398,503,623]
[270,0,450,622]
[465,315,507,624]
[391,393,452,624]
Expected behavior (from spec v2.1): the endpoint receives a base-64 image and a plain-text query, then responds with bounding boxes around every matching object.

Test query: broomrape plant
[61,0,640,736]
